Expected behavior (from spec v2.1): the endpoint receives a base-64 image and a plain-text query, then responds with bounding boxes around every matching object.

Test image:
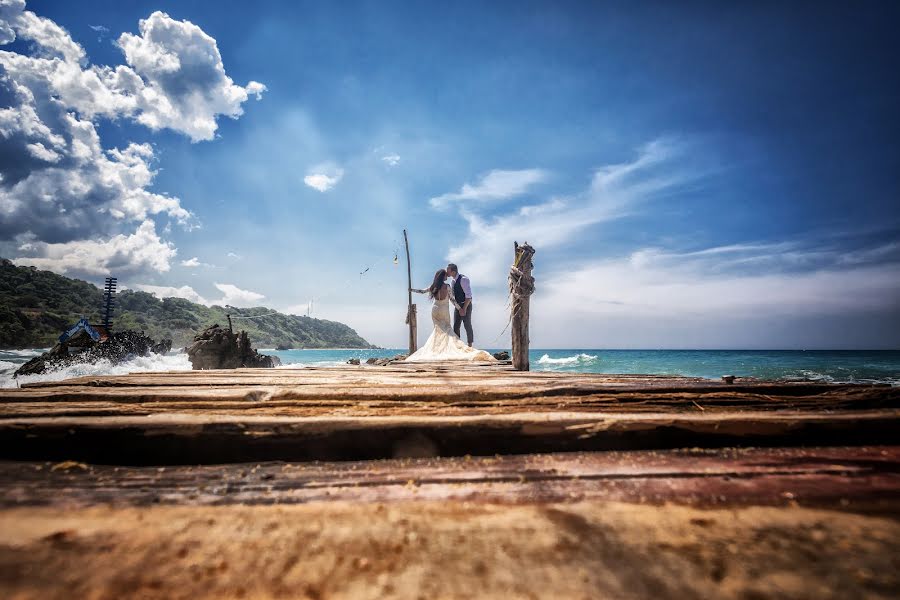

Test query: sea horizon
[4,347,899,388]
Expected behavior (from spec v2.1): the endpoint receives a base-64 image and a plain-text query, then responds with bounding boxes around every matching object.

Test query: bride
[406,269,496,362]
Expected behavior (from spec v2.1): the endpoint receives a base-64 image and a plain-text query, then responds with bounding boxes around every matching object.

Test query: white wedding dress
[406,290,496,362]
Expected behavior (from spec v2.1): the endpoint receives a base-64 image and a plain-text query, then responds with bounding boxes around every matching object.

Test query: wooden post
[403,229,417,355]
[409,305,417,355]
[510,242,535,371]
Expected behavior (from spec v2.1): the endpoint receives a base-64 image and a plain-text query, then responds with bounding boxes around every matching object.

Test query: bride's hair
[428,269,447,299]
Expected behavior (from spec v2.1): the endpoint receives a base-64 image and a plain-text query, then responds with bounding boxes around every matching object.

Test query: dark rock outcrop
[360,354,407,366]
[14,330,172,378]
[493,351,511,361]
[186,325,280,370]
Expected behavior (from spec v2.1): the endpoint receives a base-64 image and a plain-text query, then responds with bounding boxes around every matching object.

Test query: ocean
[2,348,899,388]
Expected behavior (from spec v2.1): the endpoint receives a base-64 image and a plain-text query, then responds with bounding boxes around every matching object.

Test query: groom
[446,263,474,346]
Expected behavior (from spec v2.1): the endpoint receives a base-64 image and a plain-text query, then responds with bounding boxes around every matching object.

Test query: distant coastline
[0,260,376,350]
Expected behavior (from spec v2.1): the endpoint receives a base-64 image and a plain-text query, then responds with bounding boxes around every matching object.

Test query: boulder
[493,351,511,361]
[151,338,173,355]
[186,325,280,370]
[14,329,170,378]
[365,354,408,366]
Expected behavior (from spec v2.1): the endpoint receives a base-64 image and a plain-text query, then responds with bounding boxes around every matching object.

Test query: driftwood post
[509,242,535,371]
[403,229,417,355]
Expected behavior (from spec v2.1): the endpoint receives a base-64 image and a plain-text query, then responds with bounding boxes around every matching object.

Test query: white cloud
[213,282,265,307]
[180,256,212,268]
[303,164,344,192]
[447,139,691,284]
[429,168,547,209]
[12,220,176,276]
[381,153,400,167]
[226,251,242,259]
[0,2,263,276]
[0,95,193,241]
[134,283,209,305]
[530,244,900,348]
[0,1,24,45]
[134,281,266,308]
[7,2,84,63]
[116,11,266,141]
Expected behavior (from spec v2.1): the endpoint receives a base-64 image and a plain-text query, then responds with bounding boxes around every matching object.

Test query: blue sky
[2,0,899,348]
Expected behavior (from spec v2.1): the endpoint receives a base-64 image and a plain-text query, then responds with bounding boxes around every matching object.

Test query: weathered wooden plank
[1,500,898,599]
[4,367,896,412]
[1,410,897,464]
[3,447,898,510]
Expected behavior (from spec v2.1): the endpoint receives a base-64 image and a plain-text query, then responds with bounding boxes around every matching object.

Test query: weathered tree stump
[510,242,535,371]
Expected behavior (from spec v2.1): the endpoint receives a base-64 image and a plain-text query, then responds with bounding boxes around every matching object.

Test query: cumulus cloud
[0,1,23,46]
[134,283,209,305]
[381,153,400,167]
[213,282,264,307]
[12,219,176,277]
[116,11,266,141]
[303,164,344,192]
[0,2,263,276]
[429,168,547,209]
[134,281,266,307]
[0,75,192,242]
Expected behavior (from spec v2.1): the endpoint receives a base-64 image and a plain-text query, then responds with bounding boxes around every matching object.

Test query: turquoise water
[265,348,900,385]
[3,348,899,386]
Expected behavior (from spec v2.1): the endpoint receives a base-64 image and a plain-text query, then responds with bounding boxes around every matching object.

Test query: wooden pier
[1,363,898,598]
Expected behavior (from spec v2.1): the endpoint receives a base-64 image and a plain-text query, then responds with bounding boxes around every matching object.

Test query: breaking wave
[1,352,192,388]
[537,353,598,365]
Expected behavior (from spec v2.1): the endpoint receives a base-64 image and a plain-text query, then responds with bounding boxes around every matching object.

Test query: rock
[14,329,170,378]
[493,351,511,361]
[275,343,291,351]
[365,354,408,366]
[186,325,280,370]
[151,339,173,355]
[347,358,360,365]
[722,375,736,384]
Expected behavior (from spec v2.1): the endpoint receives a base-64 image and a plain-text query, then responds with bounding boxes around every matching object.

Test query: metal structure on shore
[101,276,117,332]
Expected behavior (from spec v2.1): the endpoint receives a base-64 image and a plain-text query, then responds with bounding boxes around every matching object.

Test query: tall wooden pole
[403,229,417,355]
[510,242,535,371]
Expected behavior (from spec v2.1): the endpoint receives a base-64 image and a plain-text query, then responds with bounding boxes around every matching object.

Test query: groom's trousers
[453,304,474,346]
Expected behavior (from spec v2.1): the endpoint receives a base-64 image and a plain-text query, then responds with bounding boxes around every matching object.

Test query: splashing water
[1,350,191,388]
[1,348,898,385]
[537,353,598,366]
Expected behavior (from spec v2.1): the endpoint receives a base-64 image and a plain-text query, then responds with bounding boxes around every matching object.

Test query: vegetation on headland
[0,259,376,349]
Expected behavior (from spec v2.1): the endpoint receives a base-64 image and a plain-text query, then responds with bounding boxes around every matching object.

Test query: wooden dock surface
[1,364,898,598]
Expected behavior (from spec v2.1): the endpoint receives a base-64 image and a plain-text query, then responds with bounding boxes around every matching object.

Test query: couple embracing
[406,263,495,362]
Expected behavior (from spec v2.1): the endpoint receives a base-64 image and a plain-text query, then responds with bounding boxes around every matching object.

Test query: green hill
[0,259,376,350]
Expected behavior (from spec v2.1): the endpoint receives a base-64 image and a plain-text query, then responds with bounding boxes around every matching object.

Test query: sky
[1,0,899,349]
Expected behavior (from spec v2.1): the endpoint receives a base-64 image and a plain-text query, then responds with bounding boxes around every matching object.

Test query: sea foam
[537,353,598,365]
[1,352,192,388]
